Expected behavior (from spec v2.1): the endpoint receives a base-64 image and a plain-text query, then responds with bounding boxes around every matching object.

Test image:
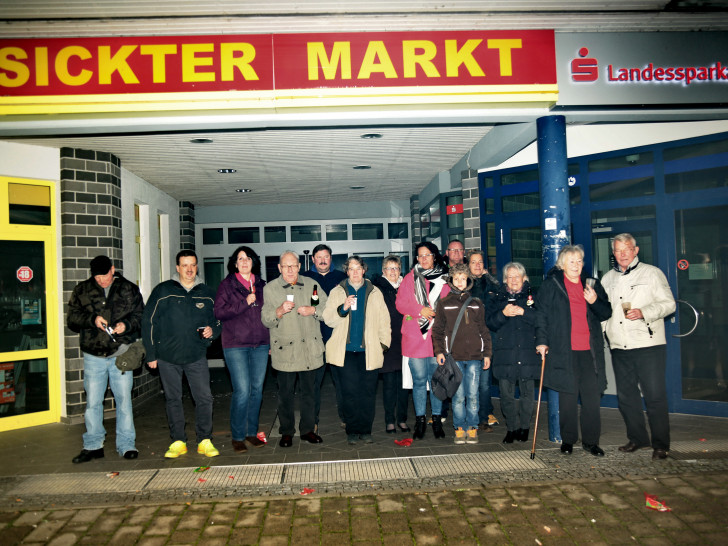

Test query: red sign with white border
[16,266,33,282]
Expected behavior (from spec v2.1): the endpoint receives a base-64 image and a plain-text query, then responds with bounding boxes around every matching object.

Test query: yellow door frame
[0,175,61,431]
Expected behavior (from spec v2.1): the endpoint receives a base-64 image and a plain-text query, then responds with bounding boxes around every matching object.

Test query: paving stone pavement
[2,471,727,545]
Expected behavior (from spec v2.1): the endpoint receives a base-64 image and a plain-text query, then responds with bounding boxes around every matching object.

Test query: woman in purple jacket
[214,246,270,453]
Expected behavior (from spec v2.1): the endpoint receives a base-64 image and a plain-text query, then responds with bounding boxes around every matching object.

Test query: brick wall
[409,195,421,248]
[462,174,481,253]
[60,148,160,424]
[179,201,195,251]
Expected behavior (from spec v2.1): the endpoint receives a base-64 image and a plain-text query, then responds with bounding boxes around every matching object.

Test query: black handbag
[431,297,471,401]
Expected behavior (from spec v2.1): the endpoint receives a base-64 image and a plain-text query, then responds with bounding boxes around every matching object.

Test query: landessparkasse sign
[556,32,728,106]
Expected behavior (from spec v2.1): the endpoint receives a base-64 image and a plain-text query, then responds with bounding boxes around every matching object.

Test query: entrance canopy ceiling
[1,1,727,207]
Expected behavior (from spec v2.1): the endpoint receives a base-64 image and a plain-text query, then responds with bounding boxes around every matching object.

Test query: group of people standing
[68,232,675,465]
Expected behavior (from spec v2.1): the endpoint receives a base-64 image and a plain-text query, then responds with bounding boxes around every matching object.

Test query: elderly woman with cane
[535,245,611,456]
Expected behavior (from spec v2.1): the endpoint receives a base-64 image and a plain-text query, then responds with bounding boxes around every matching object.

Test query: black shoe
[279,435,293,448]
[517,428,529,442]
[397,423,411,433]
[560,443,573,454]
[72,448,104,464]
[652,448,668,460]
[386,425,396,434]
[123,449,139,460]
[619,441,650,453]
[413,416,427,440]
[301,431,323,444]
[431,414,446,439]
[503,430,516,444]
[583,443,605,456]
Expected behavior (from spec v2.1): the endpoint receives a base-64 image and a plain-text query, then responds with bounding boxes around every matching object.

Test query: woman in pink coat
[396,242,450,440]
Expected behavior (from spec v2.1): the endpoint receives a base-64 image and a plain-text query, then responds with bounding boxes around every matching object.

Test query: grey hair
[279,250,299,263]
[344,255,368,273]
[382,255,401,270]
[502,262,529,283]
[611,233,637,251]
[556,245,585,270]
[467,249,485,263]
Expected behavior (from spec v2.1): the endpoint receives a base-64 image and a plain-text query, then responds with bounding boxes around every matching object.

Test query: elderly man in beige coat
[323,256,390,445]
[262,250,328,448]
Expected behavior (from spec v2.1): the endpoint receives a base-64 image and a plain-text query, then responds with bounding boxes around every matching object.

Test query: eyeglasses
[417,253,434,259]
[614,247,635,254]
[280,264,299,270]
[384,266,401,271]
[448,248,464,253]
[348,267,364,273]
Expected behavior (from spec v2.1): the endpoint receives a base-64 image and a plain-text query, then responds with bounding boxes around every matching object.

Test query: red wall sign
[0,30,556,96]
[16,266,33,282]
[446,204,464,215]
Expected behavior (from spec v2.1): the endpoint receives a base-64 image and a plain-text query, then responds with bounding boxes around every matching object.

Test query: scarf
[386,276,403,290]
[413,264,446,335]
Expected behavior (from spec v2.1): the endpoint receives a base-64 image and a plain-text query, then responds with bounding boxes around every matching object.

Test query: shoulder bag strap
[448,297,472,352]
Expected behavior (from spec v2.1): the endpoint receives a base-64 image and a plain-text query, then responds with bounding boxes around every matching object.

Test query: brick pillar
[462,172,481,253]
[409,195,421,248]
[179,201,195,251]
[60,148,159,424]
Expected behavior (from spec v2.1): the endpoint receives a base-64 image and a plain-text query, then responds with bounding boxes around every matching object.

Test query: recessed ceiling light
[235,188,252,193]
[350,185,366,190]
[218,168,237,173]
[190,138,213,144]
[353,165,371,170]
[360,133,382,139]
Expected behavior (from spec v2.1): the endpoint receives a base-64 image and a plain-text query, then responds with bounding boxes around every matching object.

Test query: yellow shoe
[164,440,188,458]
[197,439,219,457]
[488,414,499,426]
[454,427,466,444]
[466,428,479,444]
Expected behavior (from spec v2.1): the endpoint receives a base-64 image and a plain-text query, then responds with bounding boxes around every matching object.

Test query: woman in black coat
[371,255,410,433]
[486,262,540,444]
[535,245,612,456]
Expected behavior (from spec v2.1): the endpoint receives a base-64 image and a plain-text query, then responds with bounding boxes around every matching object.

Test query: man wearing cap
[67,255,144,463]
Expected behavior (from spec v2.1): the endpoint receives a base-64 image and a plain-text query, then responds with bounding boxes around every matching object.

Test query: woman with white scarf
[396,242,451,440]
[372,255,410,434]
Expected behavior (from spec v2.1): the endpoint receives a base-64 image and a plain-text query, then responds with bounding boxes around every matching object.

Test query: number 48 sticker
[16,266,34,282]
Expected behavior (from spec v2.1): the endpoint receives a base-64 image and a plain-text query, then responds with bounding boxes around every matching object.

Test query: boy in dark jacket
[432,264,492,444]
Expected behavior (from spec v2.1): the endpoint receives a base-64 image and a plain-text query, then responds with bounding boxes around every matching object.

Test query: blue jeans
[452,360,481,430]
[409,357,442,416]
[223,345,270,441]
[478,366,494,424]
[82,352,136,455]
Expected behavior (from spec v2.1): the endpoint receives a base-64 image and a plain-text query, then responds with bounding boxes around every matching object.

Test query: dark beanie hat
[90,255,113,276]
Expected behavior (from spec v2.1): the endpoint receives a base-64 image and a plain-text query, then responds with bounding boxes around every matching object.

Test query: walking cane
[530,352,547,460]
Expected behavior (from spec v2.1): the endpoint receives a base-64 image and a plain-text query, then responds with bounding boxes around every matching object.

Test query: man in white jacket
[602,233,676,461]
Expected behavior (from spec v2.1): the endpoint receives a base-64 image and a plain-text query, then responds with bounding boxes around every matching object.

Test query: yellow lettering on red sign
[358,41,398,79]
[0,47,30,87]
[402,40,440,78]
[56,46,92,86]
[99,45,139,85]
[487,39,522,76]
[181,43,215,83]
[445,39,484,77]
[35,47,49,86]
[307,42,352,80]
[139,44,177,83]
[220,43,259,82]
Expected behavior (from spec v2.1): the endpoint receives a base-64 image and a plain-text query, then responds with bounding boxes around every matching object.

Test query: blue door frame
[479,131,728,417]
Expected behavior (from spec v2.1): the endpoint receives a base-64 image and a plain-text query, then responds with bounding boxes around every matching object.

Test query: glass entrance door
[674,205,728,403]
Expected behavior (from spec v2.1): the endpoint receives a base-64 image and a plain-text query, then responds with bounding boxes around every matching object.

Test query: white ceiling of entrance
[2,1,728,207]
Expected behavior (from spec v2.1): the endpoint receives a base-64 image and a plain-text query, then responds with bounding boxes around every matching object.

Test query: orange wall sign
[0,30,556,96]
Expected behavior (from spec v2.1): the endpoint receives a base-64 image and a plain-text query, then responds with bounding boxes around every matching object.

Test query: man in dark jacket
[67,255,144,463]
[142,250,222,459]
[301,244,347,432]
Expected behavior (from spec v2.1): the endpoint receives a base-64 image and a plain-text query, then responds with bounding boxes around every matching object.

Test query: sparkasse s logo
[571,47,598,82]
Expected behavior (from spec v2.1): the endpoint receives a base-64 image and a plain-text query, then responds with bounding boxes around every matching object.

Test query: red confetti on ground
[198,478,207,483]
[699,438,706,441]
[300,488,315,495]
[257,431,268,443]
[645,492,671,512]
[229,476,235,479]
[395,438,413,447]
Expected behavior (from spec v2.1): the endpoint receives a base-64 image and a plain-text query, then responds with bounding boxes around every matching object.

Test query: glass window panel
[589,176,655,202]
[591,205,656,225]
[357,253,384,278]
[264,226,286,243]
[510,227,543,290]
[326,224,348,241]
[502,169,539,186]
[0,358,49,417]
[484,198,495,215]
[290,225,321,242]
[485,222,497,277]
[428,201,441,239]
[665,165,728,193]
[446,195,463,229]
[387,222,408,239]
[202,258,225,292]
[265,256,281,282]
[202,228,223,245]
[8,183,51,226]
[1,240,47,353]
[352,223,383,240]
[482,176,494,189]
[588,151,654,172]
[419,210,430,239]
[502,192,540,212]
[228,227,260,244]
[664,137,728,161]
[569,186,581,205]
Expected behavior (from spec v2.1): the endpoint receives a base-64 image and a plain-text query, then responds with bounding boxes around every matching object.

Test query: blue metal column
[536,115,569,444]
[537,115,571,274]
